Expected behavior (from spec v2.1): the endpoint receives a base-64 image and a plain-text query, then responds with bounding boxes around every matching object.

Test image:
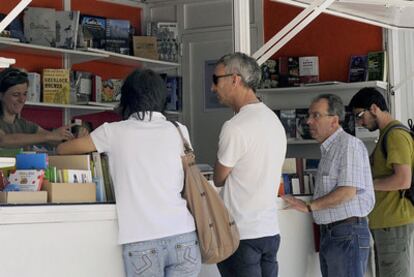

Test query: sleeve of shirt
[24,120,39,134]
[386,129,413,168]
[90,123,111,154]
[217,121,246,168]
[338,138,369,190]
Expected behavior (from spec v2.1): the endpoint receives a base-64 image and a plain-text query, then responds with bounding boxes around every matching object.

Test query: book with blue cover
[16,153,48,170]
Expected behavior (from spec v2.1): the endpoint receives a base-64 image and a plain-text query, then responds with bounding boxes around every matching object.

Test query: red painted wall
[263,0,383,82]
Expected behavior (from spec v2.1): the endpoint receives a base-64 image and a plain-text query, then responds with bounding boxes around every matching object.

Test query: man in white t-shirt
[212,52,287,277]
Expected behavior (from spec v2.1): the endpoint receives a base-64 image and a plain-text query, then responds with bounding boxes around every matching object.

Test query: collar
[321,127,344,153]
[129,112,166,122]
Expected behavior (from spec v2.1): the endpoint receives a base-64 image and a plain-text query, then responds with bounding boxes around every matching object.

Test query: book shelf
[257,81,386,158]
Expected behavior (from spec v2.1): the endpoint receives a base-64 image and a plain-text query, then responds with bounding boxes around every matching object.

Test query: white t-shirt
[91,112,196,244]
[218,102,287,240]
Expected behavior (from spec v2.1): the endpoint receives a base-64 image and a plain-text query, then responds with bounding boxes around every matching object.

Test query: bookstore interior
[0,0,414,276]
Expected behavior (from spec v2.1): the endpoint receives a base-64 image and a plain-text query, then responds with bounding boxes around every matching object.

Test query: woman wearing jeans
[57,69,201,277]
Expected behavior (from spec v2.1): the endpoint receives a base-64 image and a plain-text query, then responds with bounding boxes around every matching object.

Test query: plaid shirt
[312,128,375,224]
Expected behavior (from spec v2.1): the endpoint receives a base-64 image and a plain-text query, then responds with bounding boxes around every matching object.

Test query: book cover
[288,57,300,87]
[343,106,356,136]
[92,152,106,202]
[105,18,131,55]
[279,109,296,139]
[0,13,25,42]
[91,74,102,102]
[27,72,41,103]
[367,51,387,81]
[72,71,93,104]
[101,79,123,102]
[8,169,45,191]
[156,22,179,62]
[55,10,80,49]
[296,108,312,139]
[15,153,48,170]
[260,59,278,89]
[62,169,92,183]
[132,36,158,60]
[101,153,115,202]
[42,69,71,104]
[278,57,289,87]
[79,15,106,49]
[23,7,56,47]
[348,55,368,82]
[299,56,319,84]
[165,76,178,111]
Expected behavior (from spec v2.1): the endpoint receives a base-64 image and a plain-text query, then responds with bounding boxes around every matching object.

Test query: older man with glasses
[283,94,375,277]
[349,87,414,277]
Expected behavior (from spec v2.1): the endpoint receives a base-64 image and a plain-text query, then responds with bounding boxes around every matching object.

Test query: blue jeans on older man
[319,218,370,277]
[122,231,201,277]
[217,234,280,277]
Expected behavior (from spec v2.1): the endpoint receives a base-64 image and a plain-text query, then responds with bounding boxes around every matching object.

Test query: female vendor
[0,67,74,148]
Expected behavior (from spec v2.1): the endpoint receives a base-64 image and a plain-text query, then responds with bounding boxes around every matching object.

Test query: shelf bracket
[252,0,335,66]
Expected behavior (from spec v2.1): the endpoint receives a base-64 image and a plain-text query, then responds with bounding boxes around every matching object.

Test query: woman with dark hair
[0,67,74,148]
[57,69,201,277]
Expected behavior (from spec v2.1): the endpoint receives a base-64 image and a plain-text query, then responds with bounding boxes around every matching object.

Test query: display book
[348,50,387,82]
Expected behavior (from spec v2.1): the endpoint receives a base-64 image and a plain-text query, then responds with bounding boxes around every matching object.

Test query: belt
[321,216,366,229]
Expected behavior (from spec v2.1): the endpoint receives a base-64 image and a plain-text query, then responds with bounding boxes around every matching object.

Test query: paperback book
[23,7,56,47]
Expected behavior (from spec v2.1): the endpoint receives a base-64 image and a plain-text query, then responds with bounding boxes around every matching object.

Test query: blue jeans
[122,231,201,277]
[217,234,280,277]
[319,218,370,277]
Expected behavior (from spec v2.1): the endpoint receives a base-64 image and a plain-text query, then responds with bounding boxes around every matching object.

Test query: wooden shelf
[86,48,180,71]
[0,39,107,65]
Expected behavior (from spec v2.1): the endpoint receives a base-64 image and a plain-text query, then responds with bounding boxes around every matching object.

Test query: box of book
[133,36,158,60]
[42,69,71,104]
[0,191,47,204]
[42,181,96,203]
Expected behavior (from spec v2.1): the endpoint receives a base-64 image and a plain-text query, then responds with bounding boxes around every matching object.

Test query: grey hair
[312,94,345,122]
[217,52,262,91]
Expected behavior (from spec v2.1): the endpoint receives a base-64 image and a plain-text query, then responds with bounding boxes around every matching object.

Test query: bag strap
[381,123,414,159]
[170,121,193,154]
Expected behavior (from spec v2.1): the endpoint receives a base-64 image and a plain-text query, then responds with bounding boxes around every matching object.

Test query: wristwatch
[306,202,313,213]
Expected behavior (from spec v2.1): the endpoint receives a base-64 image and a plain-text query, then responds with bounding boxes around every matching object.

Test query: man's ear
[369,103,379,114]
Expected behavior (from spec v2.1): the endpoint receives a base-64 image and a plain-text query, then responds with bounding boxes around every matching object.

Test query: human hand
[75,126,90,138]
[281,195,309,213]
[48,124,74,142]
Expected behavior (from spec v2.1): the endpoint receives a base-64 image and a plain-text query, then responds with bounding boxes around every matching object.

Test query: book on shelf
[105,18,131,55]
[23,7,56,47]
[132,36,158,60]
[79,15,106,49]
[101,79,123,102]
[61,169,93,183]
[278,57,289,87]
[279,109,296,139]
[71,71,93,104]
[0,13,25,42]
[287,57,300,87]
[101,153,115,202]
[91,152,106,202]
[55,10,80,49]
[27,72,41,103]
[348,55,368,82]
[299,56,319,84]
[91,74,102,102]
[296,108,312,139]
[87,101,118,108]
[42,69,71,104]
[367,51,387,81]
[147,22,179,62]
[260,59,278,89]
[8,169,45,191]
[343,106,356,136]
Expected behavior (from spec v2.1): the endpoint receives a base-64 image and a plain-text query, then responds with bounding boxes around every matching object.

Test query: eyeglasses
[306,112,335,120]
[212,74,234,85]
[354,110,367,120]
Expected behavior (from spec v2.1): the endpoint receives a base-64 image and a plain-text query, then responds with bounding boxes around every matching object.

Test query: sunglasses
[212,74,234,85]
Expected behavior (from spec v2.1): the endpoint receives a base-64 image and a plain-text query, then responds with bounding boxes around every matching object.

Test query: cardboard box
[48,155,91,170]
[42,182,96,203]
[0,191,47,204]
[133,36,158,60]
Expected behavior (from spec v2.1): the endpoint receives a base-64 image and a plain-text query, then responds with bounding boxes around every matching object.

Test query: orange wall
[263,1,383,82]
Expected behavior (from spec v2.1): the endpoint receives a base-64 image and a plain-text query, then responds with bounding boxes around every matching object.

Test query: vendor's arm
[57,135,97,155]
[0,124,74,148]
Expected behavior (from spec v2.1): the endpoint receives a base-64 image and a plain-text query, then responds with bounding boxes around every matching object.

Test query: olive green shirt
[0,117,39,134]
[369,120,414,229]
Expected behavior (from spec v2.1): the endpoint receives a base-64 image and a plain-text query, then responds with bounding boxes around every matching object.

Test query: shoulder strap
[381,124,414,159]
[170,121,193,154]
